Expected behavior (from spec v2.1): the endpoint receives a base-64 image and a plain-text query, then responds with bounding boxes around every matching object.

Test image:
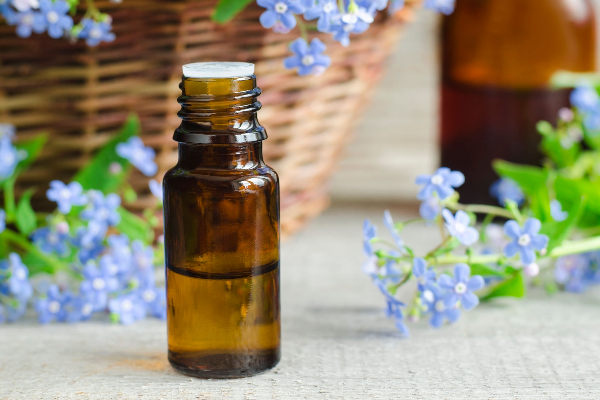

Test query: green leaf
[482,273,525,300]
[211,0,254,23]
[15,189,37,235]
[555,175,600,217]
[117,208,153,244]
[73,114,139,194]
[540,135,580,168]
[540,196,586,251]
[469,263,507,278]
[493,161,551,221]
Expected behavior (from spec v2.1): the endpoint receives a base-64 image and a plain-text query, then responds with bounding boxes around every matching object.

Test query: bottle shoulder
[163,164,279,191]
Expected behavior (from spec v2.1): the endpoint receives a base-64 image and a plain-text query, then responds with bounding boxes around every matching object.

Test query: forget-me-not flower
[442,209,479,246]
[503,218,549,265]
[412,257,436,291]
[375,280,408,336]
[30,226,70,255]
[79,257,120,311]
[437,264,484,310]
[303,0,338,32]
[79,18,116,46]
[109,293,146,324]
[138,281,166,320]
[383,210,403,249]
[420,282,461,328]
[12,0,38,12]
[416,167,464,201]
[47,180,88,214]
[149,179,163,202]
[550,199,568,222]
[489,178,525,207]
[553,254,600,293]
[258,0,305,31]
[116,137,158,177]
[329,12,370,47]
[0,253,33,302]
[570,85,600,113]
[424,0,455,15]
[72,220,107,263]
[284,38,331,76]
[131,240,155,280]
[363,219,377,256]
[80,190,121,226]
[39,0,72,38]
[13,10,45,37]
[419,196,441,221]
[0,136,20,179]
[34,284,70,324]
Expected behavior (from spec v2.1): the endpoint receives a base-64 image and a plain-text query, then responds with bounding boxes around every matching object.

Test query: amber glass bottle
[441,0,596,203]
[163,63,280,379]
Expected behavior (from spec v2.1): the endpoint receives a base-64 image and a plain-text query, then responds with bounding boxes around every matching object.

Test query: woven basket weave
[0,0,416,238]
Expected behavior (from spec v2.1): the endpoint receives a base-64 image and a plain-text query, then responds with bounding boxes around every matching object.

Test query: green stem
[448,202,513,219]
[337,0,345,13]
[296,17,308,41]
[3,178,16,222]
[506,200,524,224]
[433,235,600,265]
[0,229,66,273]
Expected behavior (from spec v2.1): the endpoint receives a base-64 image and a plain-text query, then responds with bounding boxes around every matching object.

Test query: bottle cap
[182,62,255,78]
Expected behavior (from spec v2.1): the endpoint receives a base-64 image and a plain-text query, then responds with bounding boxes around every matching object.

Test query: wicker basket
[0,0,416,238]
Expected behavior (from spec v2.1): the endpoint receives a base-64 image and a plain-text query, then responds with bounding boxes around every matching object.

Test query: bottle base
[168,349,281,379]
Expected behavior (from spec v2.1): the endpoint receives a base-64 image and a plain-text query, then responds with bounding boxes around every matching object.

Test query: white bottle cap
[182,62,255,78]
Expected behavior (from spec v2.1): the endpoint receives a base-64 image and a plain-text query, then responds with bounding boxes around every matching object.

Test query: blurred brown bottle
[441,0,596,204]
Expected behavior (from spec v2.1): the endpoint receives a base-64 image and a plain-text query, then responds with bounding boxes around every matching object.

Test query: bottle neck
[174,75,266,144]
[178,143,264,170]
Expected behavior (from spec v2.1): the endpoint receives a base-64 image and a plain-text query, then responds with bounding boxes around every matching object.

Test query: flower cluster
[0,122,165,325]
[258,0,455,76]
[0,0,116,46]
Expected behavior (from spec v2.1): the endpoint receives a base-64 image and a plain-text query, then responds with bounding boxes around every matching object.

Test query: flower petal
[467,275,484,291]
[441,208,454,224]
[454,263,470,282]
[455,210,470,226]
[503,220,521,240]
[412,257,426,277]
[519,247,536,265]
[259,10,278,28]
[461,291,479,310]
[437,274,455,289]
[523,218,542,235]
[459,227,479,246]
[530,234,549,251]
[503,241,519,257]
[447,171,465,187]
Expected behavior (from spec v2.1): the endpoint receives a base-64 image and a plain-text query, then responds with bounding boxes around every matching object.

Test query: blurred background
[332,0,600,204]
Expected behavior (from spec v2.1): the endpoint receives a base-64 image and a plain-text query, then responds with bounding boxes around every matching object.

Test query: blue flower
[363,219,377,256]
[362,0,388,11]
[503,218,549,265]
[424,0,455,15]
[554,253,600,293]
[138,283,166,320]
[116,137,158,177]
[79,18,116,47]
[79,257,120,311]
[412,257,436,291]
[329,12,370,47]
[13,10,45,37]
[0,135,20,179]
[12,0,39,12]
[416,167,464,201]
[419,196,441,221]
[284,38,331,76]
[46,181,88,214]
[258,0,305,31]
[382,210,403,248]
[378,259,402,284]
[442,209,479,246]
[303,0,339,32]
[375,280,408,336]
[80,190,121,226]
[0,209,5,234]
[489,178,525,207]
[437,264,484,311]
[131,240,155,280]
[550,199,568,222]
[34,284,70,324]
[109,293,146,324]
[39,0,72,38]
[0,253,33,302]
[149,179,163,202]
[72,220,107,263]
[387,0,404,13]
[0,123,16,139]
[419,282,460,328]
[61,293,95,323]
[583,111,600,131]
[30,225,70,256]
[107,234,133,275]
[570,86,600,113]
[361,255,379,276]
[1,301,27,322]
